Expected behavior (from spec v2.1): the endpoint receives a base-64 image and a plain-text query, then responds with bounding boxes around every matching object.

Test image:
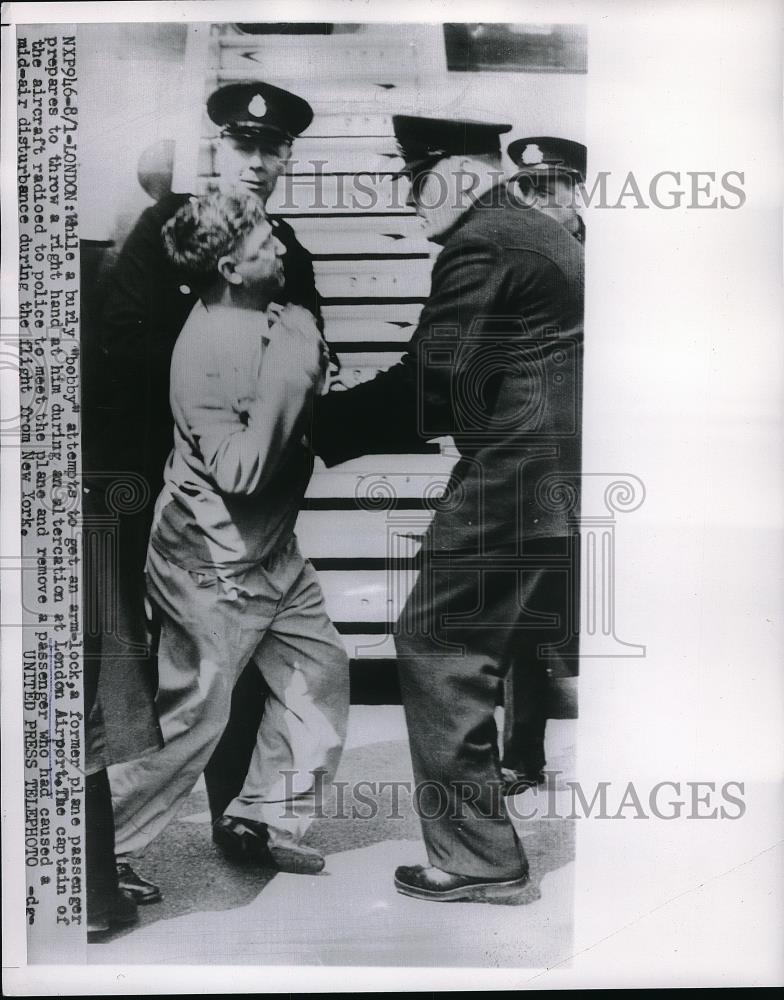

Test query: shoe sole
[394,874,535,904]
[118,888,162,905]
[268,844,325,875]
[214,833,325,875]
[87,909,139,937]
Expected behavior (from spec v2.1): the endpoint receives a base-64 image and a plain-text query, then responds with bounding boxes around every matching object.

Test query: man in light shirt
[109,193,349,881]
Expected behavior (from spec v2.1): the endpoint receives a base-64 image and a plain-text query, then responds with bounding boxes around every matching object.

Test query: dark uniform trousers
[502,538,580,778]
[311,186,584,877]
[395,535,579,878]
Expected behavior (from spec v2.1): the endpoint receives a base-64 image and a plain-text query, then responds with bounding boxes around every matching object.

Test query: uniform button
[179,284,191,295]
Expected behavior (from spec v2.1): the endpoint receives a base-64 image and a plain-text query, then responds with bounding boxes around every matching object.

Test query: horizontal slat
[322,302,423,325]
[314,268,431,300]
[321,319,418,344]
[198,141,405,178]
[306,454,458,497]
[219,41,419,80]
[304,113,397,138]
[315,258,430,279]
[303,233,432,258]
[297,510,431,559]
[291,136,402,174]
[294,135,402,157]
[288,214,426,239]
[318,569,416,624]
[334,350,404,370]
[266,174,410,215]
[340,634,398,658]
[288,156,404,176]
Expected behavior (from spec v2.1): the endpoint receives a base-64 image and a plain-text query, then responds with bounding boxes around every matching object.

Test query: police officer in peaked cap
[507,135,587,242]
[82,81,326,916]
[311,112,584,903]
[207,81,314,200]
[497,135,587,804]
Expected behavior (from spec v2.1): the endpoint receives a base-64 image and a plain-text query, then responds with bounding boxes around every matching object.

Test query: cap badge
[521,143,545,165]
[248,94,268,119]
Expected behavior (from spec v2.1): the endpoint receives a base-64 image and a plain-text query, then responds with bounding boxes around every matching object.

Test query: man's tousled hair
[161,193,268,278]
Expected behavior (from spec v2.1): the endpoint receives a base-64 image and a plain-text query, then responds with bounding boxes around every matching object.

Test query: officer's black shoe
[87,888,139,938]
[394,864,532,903]
[501,767,546,796]
[213,815,325,874]
[116,862,163,904]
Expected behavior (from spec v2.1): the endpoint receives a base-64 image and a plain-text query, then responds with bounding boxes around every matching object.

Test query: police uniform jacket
[313,186,584,554]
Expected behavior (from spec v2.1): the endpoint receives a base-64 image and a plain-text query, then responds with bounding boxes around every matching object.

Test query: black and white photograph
[1,0,782,993]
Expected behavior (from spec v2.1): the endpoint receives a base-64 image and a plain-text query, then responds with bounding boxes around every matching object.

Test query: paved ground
[89,708,576,968]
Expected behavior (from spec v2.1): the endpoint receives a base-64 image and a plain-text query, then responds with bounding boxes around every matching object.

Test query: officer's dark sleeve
[271,216,343,372]
[311,235,505,467]
[272,218,324,332]
[96,196,194,477]
[101,209,176,378]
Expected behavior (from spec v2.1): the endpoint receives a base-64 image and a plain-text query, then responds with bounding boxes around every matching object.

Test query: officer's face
[234,220,287,294]
[532,176,583,238]
[405,158,465,240]
[216,135,291,202]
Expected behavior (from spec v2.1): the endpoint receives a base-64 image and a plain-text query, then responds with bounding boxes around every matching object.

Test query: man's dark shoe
[501,767,546,796]
[116,862,162,904]
[87,888,139,938]
[213,815,325,874]
[394,864,532,903]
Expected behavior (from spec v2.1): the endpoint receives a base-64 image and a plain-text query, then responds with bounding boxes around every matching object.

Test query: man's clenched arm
[175,306,327,496]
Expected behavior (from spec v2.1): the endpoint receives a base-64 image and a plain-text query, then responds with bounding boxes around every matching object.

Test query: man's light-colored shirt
[150,300,314,575]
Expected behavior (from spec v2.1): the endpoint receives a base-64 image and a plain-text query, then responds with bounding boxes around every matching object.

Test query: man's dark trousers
[396,536,577,878]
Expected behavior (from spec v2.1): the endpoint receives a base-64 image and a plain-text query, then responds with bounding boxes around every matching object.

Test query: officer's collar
[429,180,509,245]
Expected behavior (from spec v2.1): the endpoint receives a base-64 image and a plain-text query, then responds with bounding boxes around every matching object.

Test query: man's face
[405,157,468,240]
[215,134,291,203]
[233,219,287,295]
[531,175,582,237]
